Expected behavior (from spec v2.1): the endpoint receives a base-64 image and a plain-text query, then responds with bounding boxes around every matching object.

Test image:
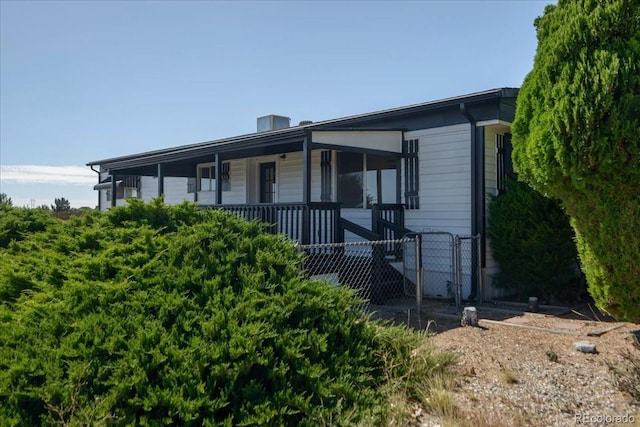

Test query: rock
[461,306,478,327]
[574,341,597,353]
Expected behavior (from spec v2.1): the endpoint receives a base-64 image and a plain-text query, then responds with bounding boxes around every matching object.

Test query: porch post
[157,163,164,197]
[215,153,222,205]
[302,132,312,244]
[110,174,117,208]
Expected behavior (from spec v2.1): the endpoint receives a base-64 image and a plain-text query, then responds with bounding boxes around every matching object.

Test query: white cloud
[0,165,97,185]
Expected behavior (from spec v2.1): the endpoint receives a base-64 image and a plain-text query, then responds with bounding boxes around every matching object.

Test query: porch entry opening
[259,162,276,203]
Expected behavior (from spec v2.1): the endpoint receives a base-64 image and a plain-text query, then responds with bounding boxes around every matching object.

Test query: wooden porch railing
[204,202,342,245]
[372,203,410,260]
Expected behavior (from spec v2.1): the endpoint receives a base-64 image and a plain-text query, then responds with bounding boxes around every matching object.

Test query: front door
[259,162,277,233]
[259,162,276,203]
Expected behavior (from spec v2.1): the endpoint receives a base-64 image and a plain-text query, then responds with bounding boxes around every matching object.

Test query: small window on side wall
[403,139,419,209]
[496,133,513,194]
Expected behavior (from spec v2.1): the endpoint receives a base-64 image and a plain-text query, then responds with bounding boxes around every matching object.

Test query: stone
[461,306,478,327]
[574,341,597,353]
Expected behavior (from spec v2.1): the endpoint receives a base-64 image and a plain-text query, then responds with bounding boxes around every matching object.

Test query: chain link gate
[403,232,482,307]
[297,233,482,310]
[297,237,418,312]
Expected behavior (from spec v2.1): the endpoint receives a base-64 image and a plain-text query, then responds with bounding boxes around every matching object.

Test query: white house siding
[278,152,304,203]
[403,123,472,235]
[221,159,246,204]
[163,178,191,205]
[140,176,158,202]
[402,124,472,298]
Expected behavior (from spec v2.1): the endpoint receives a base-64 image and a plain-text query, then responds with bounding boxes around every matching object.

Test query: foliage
[0,198,453,425]
[511,0,640,321]
[0,205,55,249]
[0,193,12,209]
[51,197,71,212]
[487,178,580,303]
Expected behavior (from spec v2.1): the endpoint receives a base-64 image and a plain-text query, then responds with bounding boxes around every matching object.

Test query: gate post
[415,234,422,308]
[455,236,462,308]
[476,235,484,304]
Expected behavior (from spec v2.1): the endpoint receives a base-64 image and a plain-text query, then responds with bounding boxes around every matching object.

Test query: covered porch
[89,128,409,245]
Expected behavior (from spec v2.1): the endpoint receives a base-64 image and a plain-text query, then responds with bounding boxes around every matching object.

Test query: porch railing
[205,202,342,245]
[372,203,410,260]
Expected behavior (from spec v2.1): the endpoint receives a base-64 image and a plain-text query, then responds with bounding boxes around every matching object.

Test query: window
[122,187,137,199]
[196,163,230,192]
[403,139,419,209]
[197,164,215,192]
[366,154,398,208]
[337,152,398,208]
[337,152,364,208]
[320,150,332,202]
[104,176,140,201]
[496,133,513,194]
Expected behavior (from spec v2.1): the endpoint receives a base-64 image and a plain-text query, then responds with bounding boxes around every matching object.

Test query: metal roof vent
[257,114,291,132]
[299,120,313,126]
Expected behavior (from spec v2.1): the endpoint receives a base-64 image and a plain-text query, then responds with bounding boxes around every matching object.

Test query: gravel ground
[374,302,640,427]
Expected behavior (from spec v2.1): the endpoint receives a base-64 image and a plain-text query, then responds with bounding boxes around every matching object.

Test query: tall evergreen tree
[512,0,640,321]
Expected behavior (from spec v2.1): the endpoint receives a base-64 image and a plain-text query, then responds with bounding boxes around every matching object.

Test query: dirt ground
[370,299,640,427]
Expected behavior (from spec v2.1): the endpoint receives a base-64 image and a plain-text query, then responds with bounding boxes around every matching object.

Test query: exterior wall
[278,152,303,203]
[222,159,246,204]
[401,123,472,299]
[140,176,158,202]
[163,177,191,205]
[241,150,324,204]
[403,123,472,235]
[482,125,512,300]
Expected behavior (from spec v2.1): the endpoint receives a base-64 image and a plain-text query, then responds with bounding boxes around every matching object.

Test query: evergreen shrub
[487,178,581,303]
[0,199,449,425]
[511,0,640,321]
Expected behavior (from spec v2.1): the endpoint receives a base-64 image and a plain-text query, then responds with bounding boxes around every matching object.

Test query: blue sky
[0,0,551,208]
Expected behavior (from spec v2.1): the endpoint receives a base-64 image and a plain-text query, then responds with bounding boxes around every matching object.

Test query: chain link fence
[297,233,482,310]
[297,238,417,311]
[455,235,483,304]
[405,232,455,301]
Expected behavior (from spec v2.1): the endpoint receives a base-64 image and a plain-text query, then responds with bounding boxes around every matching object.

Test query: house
[87,88,517,300]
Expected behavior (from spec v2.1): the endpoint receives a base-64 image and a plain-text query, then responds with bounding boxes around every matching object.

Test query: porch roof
[87,87,518,174]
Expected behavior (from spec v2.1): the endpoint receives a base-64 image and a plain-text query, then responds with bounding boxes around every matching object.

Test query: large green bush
[511,0,640,321]
[487,178,581,303]
[0,206,54,248]
[0,199,451,425]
